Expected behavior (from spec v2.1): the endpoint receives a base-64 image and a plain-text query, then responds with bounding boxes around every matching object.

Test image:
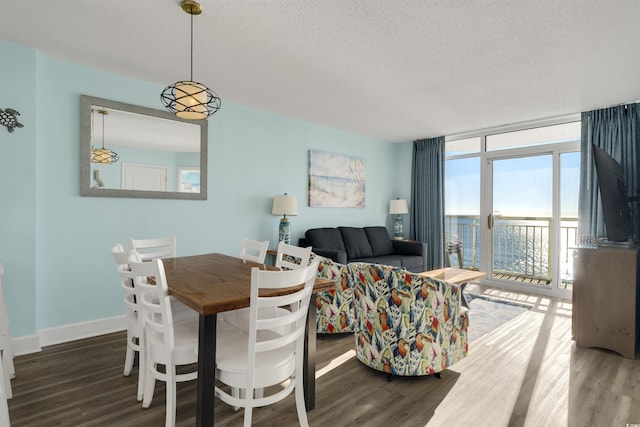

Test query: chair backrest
[246,259,319,384]
[128,252,176,357]
[240,238,269,264]
[0,261,14,401]
[111,244,139,328]
[128,236,176,261]
[446,239,463,268]
[274,242,312,270]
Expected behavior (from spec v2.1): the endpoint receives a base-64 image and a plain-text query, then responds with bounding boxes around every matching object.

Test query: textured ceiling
[1,0,639,142]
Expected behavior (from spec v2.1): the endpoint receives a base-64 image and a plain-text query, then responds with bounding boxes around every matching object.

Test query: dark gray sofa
[299,226,428,272]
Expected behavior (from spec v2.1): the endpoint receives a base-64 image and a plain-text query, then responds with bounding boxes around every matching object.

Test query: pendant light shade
[90,109,119,164]
[161,0,221,120]
[161,80,221,120]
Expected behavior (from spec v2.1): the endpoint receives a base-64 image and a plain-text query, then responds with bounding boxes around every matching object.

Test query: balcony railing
[445,215,578,289]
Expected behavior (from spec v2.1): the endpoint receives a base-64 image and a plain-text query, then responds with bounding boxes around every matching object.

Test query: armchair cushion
[313,256,354,334]
[349,262,468,376]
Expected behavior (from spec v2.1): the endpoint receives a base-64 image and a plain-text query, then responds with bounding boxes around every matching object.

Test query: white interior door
[122,163,168,191]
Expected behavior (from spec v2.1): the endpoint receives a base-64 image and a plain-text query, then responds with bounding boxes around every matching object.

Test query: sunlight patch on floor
[315,349,356,379]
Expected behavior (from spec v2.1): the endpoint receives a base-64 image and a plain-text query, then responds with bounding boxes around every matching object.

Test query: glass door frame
[480,142,578,299]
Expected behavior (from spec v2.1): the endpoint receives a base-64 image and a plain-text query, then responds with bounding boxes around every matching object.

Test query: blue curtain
[578,103,640,241]
[411,137,445,270]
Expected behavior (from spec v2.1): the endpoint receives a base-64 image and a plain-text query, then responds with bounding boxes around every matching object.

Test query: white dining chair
[224,238,291,333]
[111,244,146,402]
[239,238,269,265]
[274,242,312,270]
[128,251,242,426]
[0,351,10,427]
[128,251,199,427]
[215,259,319,427]
[0,262,14,400]
[128,236,176,261]
[127,236,197,322]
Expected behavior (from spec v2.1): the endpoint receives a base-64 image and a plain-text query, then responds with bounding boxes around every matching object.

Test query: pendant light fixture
[90,109,119,164]
[160,0,221,120]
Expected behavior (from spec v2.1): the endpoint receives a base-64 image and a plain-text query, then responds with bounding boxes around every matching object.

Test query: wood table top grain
[163,253,333,315]
[420,267,486,285]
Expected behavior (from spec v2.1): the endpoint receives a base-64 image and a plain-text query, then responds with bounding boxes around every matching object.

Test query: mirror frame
[79,95,208,200]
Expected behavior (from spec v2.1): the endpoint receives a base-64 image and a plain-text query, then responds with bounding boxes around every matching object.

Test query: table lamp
[272,193,298,244]
[389,198,408,240]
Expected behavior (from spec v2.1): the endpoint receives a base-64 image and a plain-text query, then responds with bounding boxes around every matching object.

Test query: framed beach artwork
[308,150,366,208]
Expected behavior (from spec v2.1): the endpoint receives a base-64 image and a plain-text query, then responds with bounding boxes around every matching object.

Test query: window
[445,119,580,298]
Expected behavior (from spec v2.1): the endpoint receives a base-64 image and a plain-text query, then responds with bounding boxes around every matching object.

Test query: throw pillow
[305,228,346,251]
[339,227,373,259]
[364,226,394,256]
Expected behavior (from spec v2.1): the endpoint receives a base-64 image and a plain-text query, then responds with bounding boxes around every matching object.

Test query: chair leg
[0,349,11,399]
[123,341,134,376]
[0,355,9,427]
[166,371,176,427]
[136,349,145,402]
[142,364,156,408]
[294,372,309,427]
[7,353,14,380]
[232,387,240,412]
[243,406,253,427]
[0,338,14,380]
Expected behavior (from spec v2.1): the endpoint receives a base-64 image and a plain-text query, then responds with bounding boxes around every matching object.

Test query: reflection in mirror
[80,95,207,200]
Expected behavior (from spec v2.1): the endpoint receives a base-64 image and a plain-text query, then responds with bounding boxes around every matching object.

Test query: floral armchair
[313,256,356,334]
[348,262,469,377]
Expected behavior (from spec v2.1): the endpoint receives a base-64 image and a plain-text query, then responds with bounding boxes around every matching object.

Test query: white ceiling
[1,0,639,142]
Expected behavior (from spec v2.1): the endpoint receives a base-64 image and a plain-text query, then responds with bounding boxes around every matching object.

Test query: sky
[445,152,580,218]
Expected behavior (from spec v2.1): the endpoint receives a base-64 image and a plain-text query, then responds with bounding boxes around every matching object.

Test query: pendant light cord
[101,112,106,149]
[190,13,194,81]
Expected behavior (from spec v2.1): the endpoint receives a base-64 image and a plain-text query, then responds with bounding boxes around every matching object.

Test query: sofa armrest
[392,240,427,256]
[311,248,348,264]
[392,240,428,271]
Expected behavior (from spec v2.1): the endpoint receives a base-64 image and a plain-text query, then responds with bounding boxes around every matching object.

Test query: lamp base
[279,217,291,244]
[393,215,404,240]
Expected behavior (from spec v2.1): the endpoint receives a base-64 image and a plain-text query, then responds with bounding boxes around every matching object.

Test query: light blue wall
[0,42,37,338]
[391,141,414,234]
[0,41,412,342]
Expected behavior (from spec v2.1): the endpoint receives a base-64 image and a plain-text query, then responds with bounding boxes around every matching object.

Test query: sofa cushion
[305,228,346,252]
[339,227,373,259]
[364,226,395,256]
[399,256,425,272]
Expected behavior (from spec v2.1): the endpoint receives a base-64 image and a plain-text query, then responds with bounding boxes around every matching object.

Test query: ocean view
[446,215,578,285]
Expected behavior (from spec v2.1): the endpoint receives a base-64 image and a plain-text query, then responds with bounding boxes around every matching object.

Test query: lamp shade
[389,199,408,215]
[272,194,298,216]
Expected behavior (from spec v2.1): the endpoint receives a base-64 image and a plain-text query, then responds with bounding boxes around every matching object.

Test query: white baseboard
[11,335,40,356]
[12,315,126,355]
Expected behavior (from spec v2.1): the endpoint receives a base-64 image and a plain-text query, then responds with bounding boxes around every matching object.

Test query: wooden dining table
[162,253,333,427]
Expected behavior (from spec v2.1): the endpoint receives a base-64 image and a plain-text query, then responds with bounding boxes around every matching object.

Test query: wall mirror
[79,95,208,200]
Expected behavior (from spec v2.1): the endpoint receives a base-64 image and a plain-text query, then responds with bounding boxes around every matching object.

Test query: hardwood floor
[8,286,640,426]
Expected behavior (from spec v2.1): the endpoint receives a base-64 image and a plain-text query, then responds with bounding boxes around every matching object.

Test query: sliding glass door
[489,154,553,286]
[445,120,580,299]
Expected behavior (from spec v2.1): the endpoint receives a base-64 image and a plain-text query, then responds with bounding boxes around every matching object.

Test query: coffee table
[420,267,486,308]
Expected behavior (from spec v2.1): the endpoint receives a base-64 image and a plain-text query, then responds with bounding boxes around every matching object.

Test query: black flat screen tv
[592,144,634,242]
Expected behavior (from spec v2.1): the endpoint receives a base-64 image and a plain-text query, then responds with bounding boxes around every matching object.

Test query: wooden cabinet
[573,246,639,359]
